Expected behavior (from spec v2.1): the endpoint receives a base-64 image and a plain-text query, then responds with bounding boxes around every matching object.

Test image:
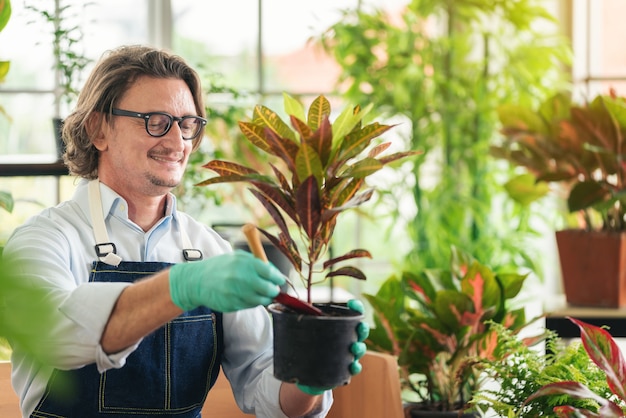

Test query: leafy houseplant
[363,247,529,416]
[25,0,92,159]
[197,93,418,387]
[492,90,626,307]
[474,319,626,417]
[317,0,572,274]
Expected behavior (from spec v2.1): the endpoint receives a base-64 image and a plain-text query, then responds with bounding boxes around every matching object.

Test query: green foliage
[494,91,626,232]
[317,0,572,272]
[364,247,529,412]
[473,321,623,417]
[0,0,11,121]
[197,93,419,302]
[25,0,92,110]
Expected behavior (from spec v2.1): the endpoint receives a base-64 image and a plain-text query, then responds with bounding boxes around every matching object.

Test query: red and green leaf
[571,317,626,402]
[252,104,296,142]
[295,176,321,239]
[307,94,331,131]
[325,266,367,281]
[323,249,372,270]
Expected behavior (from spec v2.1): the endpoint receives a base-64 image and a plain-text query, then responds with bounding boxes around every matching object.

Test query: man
[2,45,365,417]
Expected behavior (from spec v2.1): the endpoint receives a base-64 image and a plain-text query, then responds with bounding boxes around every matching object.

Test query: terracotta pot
[556,229,626,308]
[268,302,363,387]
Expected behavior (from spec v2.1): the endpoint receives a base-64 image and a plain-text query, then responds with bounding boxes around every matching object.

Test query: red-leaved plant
[364,247,528,412]
[524,317,626,417]
[197,93,419,302]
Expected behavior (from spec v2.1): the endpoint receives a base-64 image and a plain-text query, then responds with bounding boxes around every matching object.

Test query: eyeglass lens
[147,114,204,139]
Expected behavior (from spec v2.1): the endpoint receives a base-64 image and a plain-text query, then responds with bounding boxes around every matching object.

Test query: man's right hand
[169,250,286,312]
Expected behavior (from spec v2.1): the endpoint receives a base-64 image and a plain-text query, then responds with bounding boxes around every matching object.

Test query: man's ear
[87,112,108,151]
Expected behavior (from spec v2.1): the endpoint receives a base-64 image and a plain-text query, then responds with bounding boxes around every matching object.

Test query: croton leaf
[334,123,392,164]
[321,188,373,223]
[323,249,372,270]
[326,177,363,207]
[283,91,305,122]
[248,188,291,241]
[341,157,383,179]
[368,142,391,158]
[250,180,297,223]
[201,159,259,177]
[295,176,321,239]
[305,116,332,167]
[238,121,274,154]
[325,266,367,280]
[290,115,313,140]
[377,150,422,165]
[295,143,323,188]
[252,104,296,142]
[263,127,299,174]
[307,94,331,131]
[257,227,302,273]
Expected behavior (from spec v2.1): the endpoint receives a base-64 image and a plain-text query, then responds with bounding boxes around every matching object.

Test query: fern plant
[473,321,621,417]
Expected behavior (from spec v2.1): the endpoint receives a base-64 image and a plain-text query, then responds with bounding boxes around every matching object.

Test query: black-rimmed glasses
[111,108,207,140]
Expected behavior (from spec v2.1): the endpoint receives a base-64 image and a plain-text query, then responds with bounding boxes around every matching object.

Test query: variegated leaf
[295,176,321,239]
[252,104,296,142]
[342,157,383,179]
[325,266,367,281]
[307,94,331,131]
[378,150,423,165]
[258,227,302,273]
[305,116,332,167]
[295,143,323,189]
[283,92,305,122]
[264,127,299,173]
[249,188,291,244]
[331,102,374,147]
[290,115,313,140]
[368,142,392,158]
[238,121,274,154]
[202,159,259,176]
[334,123,392,165]
[323,249,372,270]
[249,181,297,224]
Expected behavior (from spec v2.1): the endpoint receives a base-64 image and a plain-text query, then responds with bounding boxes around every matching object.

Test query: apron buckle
[95,242,117,257]
[183,249,203,261]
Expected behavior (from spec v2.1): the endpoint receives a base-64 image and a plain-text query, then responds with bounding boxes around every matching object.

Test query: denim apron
[31,180,223,418]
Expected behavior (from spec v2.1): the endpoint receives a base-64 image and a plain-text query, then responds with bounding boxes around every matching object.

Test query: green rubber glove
[297,298,370,395]
[169,250,286,312]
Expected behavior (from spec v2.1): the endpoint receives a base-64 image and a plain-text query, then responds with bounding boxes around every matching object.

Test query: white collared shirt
[2,179,331,417]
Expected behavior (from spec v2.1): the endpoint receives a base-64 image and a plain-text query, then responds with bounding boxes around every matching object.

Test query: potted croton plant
[197,93,419,387]
[492,90,626,308]
[363,246,529,417]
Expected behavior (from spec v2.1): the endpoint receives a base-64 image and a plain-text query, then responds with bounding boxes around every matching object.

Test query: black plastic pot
[268,302,363,387]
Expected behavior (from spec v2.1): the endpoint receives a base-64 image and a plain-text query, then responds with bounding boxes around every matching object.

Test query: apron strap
[88,179,123,266]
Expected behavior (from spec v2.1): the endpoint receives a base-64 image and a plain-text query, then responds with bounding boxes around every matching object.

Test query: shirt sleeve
[220,307,333,418]
[3,216,140,371]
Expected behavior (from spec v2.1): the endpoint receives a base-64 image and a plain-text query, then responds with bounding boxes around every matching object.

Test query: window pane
[172,0,259,91]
